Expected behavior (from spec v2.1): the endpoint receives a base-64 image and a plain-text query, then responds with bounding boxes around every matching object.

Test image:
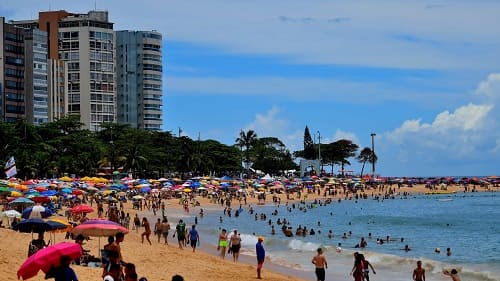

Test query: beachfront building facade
[116,30,163,131]
[53,11,116,131]
[0,17,27,122]
[23,29,49,125]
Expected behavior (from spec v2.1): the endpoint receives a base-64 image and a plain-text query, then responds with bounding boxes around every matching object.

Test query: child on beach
[443,268,461,281]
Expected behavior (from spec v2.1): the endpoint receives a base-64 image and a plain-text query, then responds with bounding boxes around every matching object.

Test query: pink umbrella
[70,204,94,213]
[17,242,82,280]
[71,219,128,237]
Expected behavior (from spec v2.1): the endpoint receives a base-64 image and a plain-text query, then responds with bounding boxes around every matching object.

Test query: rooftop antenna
[95,0,97,10]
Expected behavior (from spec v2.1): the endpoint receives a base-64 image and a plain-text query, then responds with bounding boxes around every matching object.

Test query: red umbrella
[72,189,83,195]
[70,204,94,213]
[17,242,82,280]
[31,196,51,204]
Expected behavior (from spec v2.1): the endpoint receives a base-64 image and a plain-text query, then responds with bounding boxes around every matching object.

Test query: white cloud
[383,73,500,171]
[475,73,500,100]
[3,0,500,70]
[246,106,288,138]
[332,130,359,145]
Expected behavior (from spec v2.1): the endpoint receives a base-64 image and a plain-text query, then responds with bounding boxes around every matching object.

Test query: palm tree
[235,129,257,177]
[357,147,371,178]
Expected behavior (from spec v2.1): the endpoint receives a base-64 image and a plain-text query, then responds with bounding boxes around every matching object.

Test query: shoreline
[1,183,498,281]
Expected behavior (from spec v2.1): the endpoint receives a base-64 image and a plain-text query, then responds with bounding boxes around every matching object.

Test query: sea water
[164,192,500,281]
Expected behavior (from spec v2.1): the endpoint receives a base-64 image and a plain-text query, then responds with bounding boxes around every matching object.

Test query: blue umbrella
[140,186,151,193]
[9,197,35,206]
[40,190,58,196]
[22,206,53,219]
[13,218,52,233]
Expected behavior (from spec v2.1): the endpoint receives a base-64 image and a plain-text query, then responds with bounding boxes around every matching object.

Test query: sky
[2,0,500,176]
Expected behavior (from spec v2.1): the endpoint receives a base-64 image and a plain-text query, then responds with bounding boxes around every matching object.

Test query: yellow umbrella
[257,187,266,191]
[183,188,192,193]
[47,217,72,233]
[10,191,22,197]
[59,176,73,182]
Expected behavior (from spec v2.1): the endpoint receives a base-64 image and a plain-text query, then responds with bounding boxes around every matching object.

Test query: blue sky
[3,0,500,176]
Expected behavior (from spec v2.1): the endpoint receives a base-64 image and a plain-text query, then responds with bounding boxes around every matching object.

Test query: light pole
[370,133,376,177]
[317,130,321,162]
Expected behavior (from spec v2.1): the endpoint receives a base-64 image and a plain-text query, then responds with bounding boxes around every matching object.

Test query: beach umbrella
[72,219,128,237]
[13,218,52,233]
[70,204,94,213]
[9,197,35,206]
[30,196,51,204]
[2,209,22,218]
[17,242,82,280]
[22,205,52,219]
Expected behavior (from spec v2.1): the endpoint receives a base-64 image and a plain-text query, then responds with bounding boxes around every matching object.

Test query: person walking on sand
[312,248,328,281]
[160,218,170,245]
[413,260,425,281]
[173,219,186,249]
[256,236,266,279]
[360,254,376,281]
[350,252,364,281]
[133,214,141,233]
[141,217,152,245]
[217,228,228,259]
[443,268,461,281]
[188,224,200,252]
[229,229,242,263]
[154,218,162,243]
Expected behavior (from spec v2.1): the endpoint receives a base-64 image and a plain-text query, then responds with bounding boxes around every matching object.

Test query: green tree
[356,147,376,178]
[235,129,258,176]
[303,126,315,160]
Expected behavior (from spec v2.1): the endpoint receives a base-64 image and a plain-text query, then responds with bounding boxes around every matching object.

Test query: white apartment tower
[116,30,163,131]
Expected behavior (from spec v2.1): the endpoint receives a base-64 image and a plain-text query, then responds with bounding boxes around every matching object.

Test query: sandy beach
[1,182,495,281]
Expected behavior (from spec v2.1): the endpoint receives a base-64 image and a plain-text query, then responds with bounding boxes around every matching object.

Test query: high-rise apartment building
[24,29,49,124]
[0,17,26,122]
[4,10,163,131]
[116,30,163,131]
[50,11,116,131]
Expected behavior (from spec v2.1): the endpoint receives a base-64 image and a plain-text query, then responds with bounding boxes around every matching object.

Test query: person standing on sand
[443,269,461,281]
[160,218,170,245]
[229,229,242,263]
[133,214,141,233]
[217,228,228,259]
[141,217,152,245]
[256,236,266,279]
[312,247,328,281]
[413,260,425,281]
[154,218,162,243]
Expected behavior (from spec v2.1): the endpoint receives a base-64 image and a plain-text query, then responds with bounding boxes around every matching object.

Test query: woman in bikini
[141,217,152,245]
[217,229,228,259]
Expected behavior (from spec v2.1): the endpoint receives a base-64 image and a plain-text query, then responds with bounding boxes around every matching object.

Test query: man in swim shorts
[312,247,328,281]
[413,260,425,281]
[229,230,242,263]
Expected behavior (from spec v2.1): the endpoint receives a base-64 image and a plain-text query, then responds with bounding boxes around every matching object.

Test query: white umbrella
[3,210,22,218]
[29,205,46,219]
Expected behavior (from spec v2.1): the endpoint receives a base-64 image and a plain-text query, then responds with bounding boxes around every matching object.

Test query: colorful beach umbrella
[13,218,52,233]
[70,204,94,213]
[22,205,52,219]
[17,242,82,280]
[71,219,128,237]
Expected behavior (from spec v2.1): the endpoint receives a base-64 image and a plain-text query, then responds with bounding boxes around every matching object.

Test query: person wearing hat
[256,236,265,279]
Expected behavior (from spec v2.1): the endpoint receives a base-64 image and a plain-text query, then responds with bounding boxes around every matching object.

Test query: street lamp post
[370,133,376,177]
[317,130,321,165]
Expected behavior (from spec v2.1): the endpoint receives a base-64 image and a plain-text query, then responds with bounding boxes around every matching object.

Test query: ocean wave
[288,239,322,252]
